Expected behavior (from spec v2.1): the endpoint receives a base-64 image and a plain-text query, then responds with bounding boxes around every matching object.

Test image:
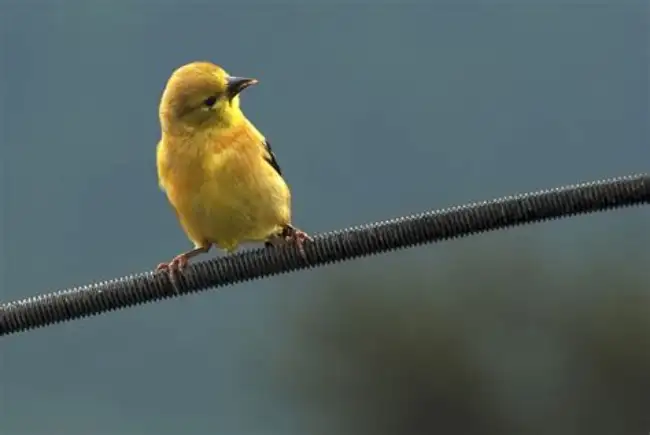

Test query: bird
[155,61,311,272]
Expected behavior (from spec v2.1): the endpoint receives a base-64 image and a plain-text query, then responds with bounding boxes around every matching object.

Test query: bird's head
[159,61,258,133]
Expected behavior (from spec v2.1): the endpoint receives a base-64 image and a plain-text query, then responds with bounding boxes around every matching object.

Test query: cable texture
[1,173,648,337]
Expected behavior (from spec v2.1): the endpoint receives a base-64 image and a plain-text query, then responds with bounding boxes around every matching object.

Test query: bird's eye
[203,96,217,107]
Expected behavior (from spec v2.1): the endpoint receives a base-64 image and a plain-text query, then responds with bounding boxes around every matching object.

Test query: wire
[1,173,648,337]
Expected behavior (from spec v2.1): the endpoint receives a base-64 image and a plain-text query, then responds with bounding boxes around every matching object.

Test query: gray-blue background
[1,2,649,434]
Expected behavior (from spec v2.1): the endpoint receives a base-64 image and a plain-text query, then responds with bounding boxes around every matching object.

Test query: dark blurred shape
[277,243,650,434]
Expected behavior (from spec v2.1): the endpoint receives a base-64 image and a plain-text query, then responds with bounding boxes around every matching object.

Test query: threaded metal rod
[1,173,648,337]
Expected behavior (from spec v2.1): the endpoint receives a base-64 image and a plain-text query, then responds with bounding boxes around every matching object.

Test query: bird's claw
[266,226,312,259]
[156,254,189,273]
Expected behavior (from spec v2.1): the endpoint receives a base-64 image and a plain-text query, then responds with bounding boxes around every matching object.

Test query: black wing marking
[263,139,283,176]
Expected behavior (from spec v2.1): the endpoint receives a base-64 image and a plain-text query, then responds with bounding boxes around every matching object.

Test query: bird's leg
[156,245,211,272]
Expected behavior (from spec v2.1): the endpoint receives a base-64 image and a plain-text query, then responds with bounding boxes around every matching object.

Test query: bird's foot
[266,225,312,259]
[156,253,189,273]
[156,245,211,274]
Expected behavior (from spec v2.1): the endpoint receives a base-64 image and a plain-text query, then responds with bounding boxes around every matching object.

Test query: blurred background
[1,1,649,434]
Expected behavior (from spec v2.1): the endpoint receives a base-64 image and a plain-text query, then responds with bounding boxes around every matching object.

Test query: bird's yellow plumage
[156,61,310,271]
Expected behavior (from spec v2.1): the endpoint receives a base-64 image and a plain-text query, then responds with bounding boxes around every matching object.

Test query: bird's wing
[262,138,283,176]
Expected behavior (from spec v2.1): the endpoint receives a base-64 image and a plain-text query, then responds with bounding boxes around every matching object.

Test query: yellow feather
[156,61,293,261]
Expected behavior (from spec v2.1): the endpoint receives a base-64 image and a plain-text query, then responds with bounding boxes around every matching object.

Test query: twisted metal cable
[1,173,648,337]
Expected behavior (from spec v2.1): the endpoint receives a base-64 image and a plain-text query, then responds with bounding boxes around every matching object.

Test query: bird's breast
[159,124,291,248]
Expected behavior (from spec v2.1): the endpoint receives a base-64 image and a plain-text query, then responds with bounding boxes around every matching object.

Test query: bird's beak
[226,76,258,99]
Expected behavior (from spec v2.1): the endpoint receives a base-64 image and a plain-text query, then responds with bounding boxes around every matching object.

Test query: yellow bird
[156,61,311,271]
